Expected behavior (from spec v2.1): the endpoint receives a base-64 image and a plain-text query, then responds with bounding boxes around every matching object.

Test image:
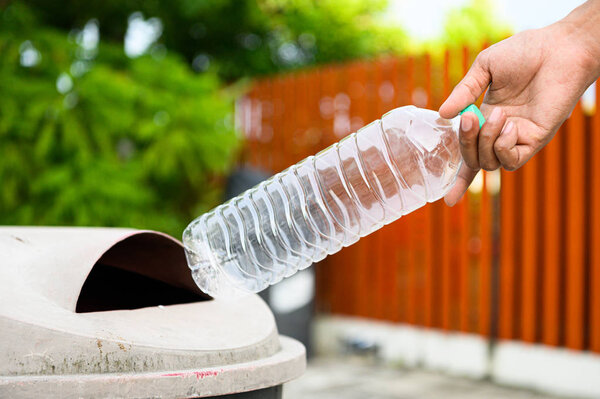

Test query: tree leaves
[0,12,238,236]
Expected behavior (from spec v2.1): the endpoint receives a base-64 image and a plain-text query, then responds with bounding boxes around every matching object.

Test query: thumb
[444,163,479,207]
[439,52,491,119]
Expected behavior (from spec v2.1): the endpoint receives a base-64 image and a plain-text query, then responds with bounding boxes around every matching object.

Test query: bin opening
[76,232,209,313]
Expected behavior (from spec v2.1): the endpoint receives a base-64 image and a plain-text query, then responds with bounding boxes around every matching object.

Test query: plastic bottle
[183,104,485,299]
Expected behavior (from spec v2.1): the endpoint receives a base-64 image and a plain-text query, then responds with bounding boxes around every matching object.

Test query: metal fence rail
[237,46,600,354]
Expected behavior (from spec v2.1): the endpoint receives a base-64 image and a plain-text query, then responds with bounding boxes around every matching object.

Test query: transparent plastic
[183,105,462,298]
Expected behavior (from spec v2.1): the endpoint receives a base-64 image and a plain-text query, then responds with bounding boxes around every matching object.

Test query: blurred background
[1,0,598,398]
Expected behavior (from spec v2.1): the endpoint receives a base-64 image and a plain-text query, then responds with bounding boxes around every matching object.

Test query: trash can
[0,227,305,398]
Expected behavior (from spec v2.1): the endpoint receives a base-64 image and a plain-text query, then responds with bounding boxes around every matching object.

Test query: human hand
[440,2,600,206]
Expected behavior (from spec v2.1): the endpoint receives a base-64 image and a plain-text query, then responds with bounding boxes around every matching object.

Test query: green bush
[0,6,238,236]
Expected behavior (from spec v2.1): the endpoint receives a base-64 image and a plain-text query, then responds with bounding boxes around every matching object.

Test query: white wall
[315,315,600,398]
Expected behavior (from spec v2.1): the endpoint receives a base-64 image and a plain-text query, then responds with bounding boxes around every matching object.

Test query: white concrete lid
[0,227,305,397]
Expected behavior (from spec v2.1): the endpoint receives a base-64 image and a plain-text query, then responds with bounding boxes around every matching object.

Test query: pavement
[284,358,571,399]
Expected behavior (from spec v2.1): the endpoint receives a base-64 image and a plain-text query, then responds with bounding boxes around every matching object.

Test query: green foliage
[442,0,511,48]
[0,6,238,236]
[20,0,407,80]
[259,0,407,67]
[408,0,511,60]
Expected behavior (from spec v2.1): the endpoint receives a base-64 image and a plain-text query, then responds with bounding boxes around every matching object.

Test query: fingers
[444,163,479,207]
[478,107,506,171]
[439,52,491,119]
[460,107,506,171]
[494,121,535,171]
[446,106,505,207]
[458,112,481,170]
[447,116,537,208]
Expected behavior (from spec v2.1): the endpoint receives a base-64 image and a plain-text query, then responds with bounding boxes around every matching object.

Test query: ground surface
[284,358,571,399]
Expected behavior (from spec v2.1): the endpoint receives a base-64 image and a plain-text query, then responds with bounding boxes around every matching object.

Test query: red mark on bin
[162,370,221,380]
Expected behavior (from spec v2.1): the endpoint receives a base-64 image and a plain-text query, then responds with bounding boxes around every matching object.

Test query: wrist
[555,0,600,81]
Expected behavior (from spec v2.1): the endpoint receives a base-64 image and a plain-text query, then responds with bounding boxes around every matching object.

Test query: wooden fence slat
[379,58,401,320]
[440,201,453,329]
[340,64,361,317]
[364,60,380,319]
[271,77,283,172]
[479,171,492,336]
[372,59,386,320]
[499,168,517,340]
[307,72,323,158]
[459,46,471,333]
[266,80,276,170]
[346,61,371,318]
[316,67,343,315]
[521,153,539,343]
[423,52,435,328]
[294,72,308,161]
[565,103,586,350]
[441,49,453,331]
[260,80,272,170]
[282,76,295,169]
[404,56,418,325]
[542,126,563,347]
[393,55,410,324]
[591,84,600,353]
[387,57,402,322]
[318,67,335,146]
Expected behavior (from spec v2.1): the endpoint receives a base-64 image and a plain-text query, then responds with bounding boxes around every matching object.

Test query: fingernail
[501,121,514,135]
[461,116,472,131]
[488,107,502,124]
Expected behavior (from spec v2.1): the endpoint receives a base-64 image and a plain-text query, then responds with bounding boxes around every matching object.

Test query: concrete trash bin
[0,227,305,398]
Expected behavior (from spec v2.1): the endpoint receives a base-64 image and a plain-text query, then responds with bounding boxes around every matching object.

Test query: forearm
[555,0,600,83]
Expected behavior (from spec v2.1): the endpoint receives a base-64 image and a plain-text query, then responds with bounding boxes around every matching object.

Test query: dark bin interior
[76,232,209,313]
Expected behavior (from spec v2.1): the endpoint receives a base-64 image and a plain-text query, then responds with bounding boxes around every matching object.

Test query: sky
[388,0,586,39]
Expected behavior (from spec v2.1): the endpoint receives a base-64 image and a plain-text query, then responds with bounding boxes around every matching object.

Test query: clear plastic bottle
[183,105,484,299]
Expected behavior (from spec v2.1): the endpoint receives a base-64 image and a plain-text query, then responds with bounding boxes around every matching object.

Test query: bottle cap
[460,104,486,128]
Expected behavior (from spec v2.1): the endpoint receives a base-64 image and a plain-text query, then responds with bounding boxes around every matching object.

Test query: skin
[440,0,600,206]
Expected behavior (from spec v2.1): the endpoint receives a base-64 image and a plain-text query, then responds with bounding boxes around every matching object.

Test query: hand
[440,2,600,206]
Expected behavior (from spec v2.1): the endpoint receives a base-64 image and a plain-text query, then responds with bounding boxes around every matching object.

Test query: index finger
[439,53,491,119]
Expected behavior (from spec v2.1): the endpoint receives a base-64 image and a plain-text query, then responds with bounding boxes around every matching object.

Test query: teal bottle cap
[460,104,486,129]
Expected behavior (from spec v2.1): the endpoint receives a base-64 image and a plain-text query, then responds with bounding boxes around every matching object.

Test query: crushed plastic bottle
[183,104,485,299]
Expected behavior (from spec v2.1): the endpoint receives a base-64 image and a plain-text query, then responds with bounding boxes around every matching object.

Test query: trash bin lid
[0,227,305,398]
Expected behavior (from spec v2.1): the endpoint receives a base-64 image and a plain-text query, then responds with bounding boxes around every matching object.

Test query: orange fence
[237,47,600,353]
